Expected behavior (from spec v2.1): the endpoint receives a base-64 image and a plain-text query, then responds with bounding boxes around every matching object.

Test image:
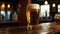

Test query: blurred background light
[52,3,56,7]
[7,4,10,8]
[44,1,48,5]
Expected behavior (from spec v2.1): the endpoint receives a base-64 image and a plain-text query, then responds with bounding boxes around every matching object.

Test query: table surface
[0,22,59,34]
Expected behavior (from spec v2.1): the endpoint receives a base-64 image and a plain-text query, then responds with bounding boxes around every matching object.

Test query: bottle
[12,11,18,21]
[7,11,11,21]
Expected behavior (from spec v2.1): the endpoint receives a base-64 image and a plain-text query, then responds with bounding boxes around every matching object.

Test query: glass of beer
[26,4,40,25]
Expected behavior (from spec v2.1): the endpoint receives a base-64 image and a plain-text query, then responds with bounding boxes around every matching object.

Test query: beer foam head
[27,4,40,9]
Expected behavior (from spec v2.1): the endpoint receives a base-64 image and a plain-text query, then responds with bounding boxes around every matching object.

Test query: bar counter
[0,21,20,28]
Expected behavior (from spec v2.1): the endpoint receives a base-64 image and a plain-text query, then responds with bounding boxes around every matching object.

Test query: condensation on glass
[26,4,40,25]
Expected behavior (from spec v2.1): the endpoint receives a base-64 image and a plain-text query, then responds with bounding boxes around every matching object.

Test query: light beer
[26,4,40,25]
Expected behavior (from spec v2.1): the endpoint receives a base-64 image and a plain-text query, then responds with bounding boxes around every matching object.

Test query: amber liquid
[26,9,40,25]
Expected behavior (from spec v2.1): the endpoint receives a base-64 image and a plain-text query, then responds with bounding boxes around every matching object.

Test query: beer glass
[26,4,40,25]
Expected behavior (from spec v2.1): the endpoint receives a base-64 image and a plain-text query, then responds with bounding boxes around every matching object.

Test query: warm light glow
[26,11,30,23]
[1,3,5,8]
[40,32,48,34]
[52,3,56,7]
[7,4,10,8]
[18,4,21,8]
[27,25,32,30]
[44,1,48,5]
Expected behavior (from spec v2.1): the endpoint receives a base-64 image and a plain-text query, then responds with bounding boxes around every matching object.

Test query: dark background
[0,0,59,27]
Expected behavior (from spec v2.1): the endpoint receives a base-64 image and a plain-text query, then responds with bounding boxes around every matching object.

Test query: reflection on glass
[26,11,30,23]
